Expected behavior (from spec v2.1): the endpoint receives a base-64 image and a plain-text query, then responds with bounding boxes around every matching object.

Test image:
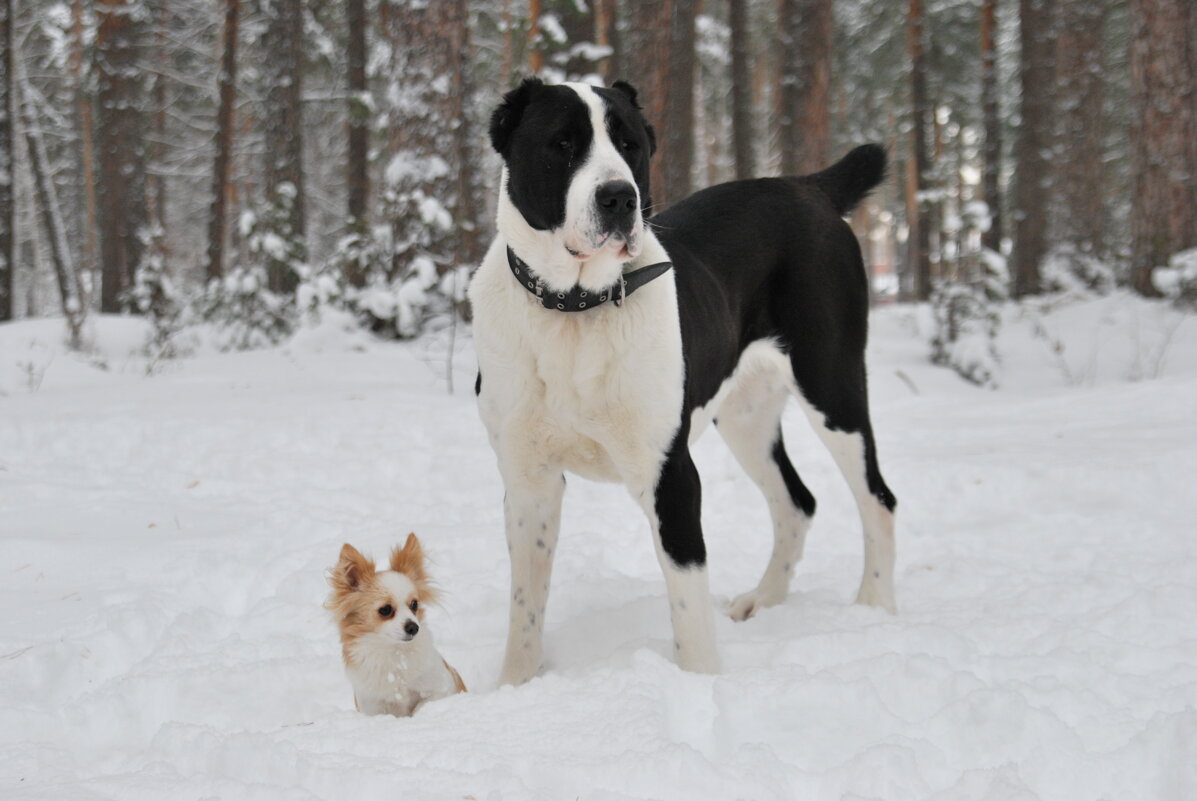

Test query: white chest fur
[346,631,457,717]
[469,231,685,490]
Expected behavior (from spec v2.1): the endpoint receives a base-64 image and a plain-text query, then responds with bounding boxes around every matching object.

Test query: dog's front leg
[633,442,721,674]
[498,470,565,686]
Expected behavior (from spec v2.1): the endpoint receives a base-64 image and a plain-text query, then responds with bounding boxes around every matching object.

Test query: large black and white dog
[469,78,896,685]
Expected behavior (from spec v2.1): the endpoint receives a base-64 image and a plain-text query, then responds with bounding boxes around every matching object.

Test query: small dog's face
[327,535,435,649]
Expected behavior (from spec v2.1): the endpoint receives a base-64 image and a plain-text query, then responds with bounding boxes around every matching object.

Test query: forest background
[0,0,1194,383]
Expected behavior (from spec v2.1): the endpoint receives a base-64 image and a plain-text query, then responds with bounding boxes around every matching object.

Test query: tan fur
[389,532,439,606]
[444,659,467,693]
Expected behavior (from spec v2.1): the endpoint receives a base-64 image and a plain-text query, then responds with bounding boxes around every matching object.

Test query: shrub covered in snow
[1042,244,1116,295]
[930,208,1008,387]
[193,267,294,351]
[126,225,185,360]
[1154,247,1197,309]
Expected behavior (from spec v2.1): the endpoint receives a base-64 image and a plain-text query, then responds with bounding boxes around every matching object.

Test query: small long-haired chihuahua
[326,534,465,716]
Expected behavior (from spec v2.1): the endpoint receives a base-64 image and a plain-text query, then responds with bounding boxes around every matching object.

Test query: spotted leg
[497,471,565,686]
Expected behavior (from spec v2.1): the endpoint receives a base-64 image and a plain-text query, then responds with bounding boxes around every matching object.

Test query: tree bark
[263,0,305,293]
[1054,0,1105,263]
[148,0,169,231]
[729,0,754,180]
[0,0,12,322]
[596,0,622,83]
[1129,0,1196,296]
[1010,0,1056,298]
[71,0,98,308]
[907,0,933,300]
[95,0,149,313]
[345,0,369,286]
[625,0,695,210]
[528,0,543,73]
[778,0,832,176]
[206,0,238,282]
[980,0,1003,253]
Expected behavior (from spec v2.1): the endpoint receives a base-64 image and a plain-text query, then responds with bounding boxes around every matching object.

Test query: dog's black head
[489,78,656,262]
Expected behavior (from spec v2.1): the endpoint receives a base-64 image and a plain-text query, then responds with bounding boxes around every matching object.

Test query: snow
[2,295,1196,800]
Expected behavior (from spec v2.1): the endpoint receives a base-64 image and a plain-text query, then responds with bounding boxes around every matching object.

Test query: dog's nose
[595,181,637,228]
[404,620,419,638]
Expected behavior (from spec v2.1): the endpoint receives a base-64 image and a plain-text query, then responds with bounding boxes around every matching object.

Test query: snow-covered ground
[2,295,1195,800]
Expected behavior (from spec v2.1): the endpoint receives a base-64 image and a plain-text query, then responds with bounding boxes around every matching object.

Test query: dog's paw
[854,581,897,614]
[728,586,785,622]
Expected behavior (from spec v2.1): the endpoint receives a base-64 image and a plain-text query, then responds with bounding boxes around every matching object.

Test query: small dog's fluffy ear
[390,533,437,601]
[390,533,426,582]
[329,543,374,593]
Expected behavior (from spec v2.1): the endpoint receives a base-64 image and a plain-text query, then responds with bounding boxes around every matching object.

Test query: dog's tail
[807,144,887,217]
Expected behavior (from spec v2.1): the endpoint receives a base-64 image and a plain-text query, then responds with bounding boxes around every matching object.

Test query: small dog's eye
[620,139,638,151]
[553,137,572,152]
[378,604,394,619]
[408,599,419,613]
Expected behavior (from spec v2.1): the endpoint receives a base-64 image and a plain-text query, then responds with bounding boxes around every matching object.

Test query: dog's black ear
[611,81,656,158]
[611,80,642,108]
[490,77,543,158]
[643,122,657,158]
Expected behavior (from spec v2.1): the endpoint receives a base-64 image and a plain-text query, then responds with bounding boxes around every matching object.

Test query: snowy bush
[1154,248,1197,310]
[1042,245,1116,295]
[193,267,294,351]
[125,226,187,364]
[242,185,307,295]
[930,208,1007,387]
[930,282,1001,387]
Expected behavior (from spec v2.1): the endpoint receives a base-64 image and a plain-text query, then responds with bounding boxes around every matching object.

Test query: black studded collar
[506,247,673,312]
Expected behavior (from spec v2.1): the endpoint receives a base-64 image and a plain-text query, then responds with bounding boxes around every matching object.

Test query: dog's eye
[553,137,572,152]
[408,599,419,613]
[620,139,638,152]
[378,604,394,619]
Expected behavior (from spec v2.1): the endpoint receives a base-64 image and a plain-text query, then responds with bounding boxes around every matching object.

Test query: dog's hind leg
[498,471,565,686]
[632,431,721,674]
[716,363,816,622]
[790,358,897,613]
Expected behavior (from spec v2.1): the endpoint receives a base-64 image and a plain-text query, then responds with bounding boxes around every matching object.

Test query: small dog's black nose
[404,620,419,638]
[595,181,637,229]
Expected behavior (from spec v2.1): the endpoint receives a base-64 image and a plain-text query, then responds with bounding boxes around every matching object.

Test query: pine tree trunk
[1010,0,1055,298]
[625,0,694,210]
[0,0,12,322]
[263,0,305,293]
[1129,0,1196,296]
[528,0,543,73]
[778,0,832,176]
[95,0,149,313]
[907,0,933,300]
[663,0,695,204]
[206,0,238,282]
[71,0,98,308]
[596,0,621,82]
[729,0,754,180]
[148,0,169,232]
[346,0,368,250]
[1054,0,1105,265]
[980,0,1003,253]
